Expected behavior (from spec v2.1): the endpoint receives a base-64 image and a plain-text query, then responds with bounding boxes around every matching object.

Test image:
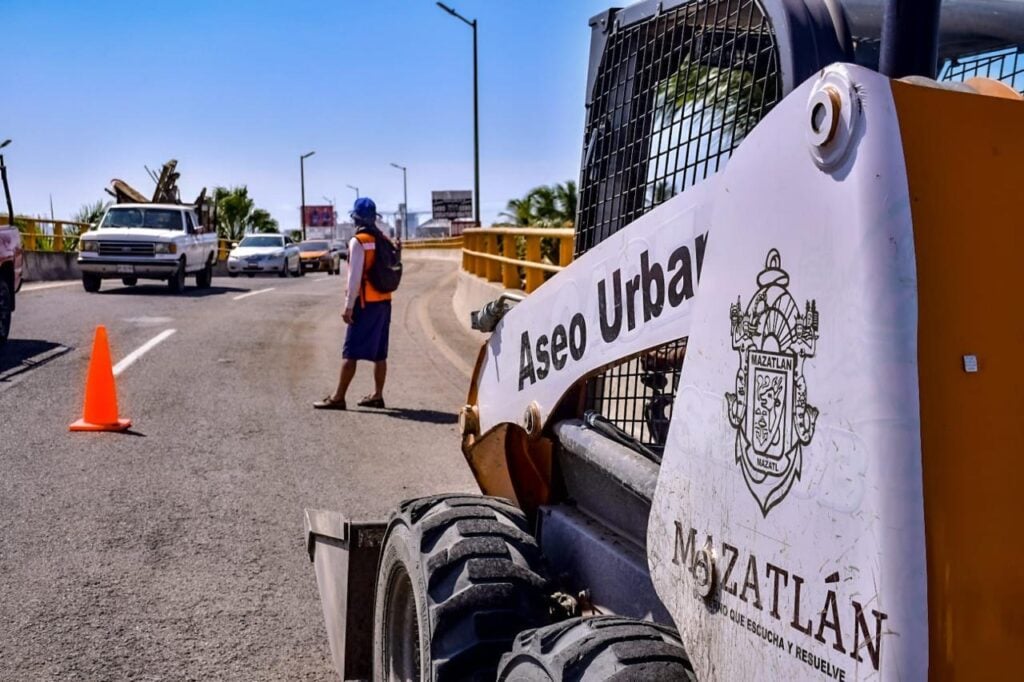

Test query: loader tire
[373,494,550,681]
[497,616,696,682]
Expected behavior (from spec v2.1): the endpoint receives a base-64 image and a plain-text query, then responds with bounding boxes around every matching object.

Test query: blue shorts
[343,300,391,361]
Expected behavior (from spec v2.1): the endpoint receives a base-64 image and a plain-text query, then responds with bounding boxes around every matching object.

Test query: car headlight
[79,240,98,253]
[272,250,285,258]
[153,242,177,254]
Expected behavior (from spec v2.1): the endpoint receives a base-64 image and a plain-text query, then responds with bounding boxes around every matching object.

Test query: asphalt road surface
[0,257,480,680]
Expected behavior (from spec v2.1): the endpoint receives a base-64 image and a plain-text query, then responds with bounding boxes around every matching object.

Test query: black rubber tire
[167,260,186,294]
[195,258,213,288]
[82,273,101,293]
[246,273,255,278]
[497,616,696,682]
[228,271,238,278]
[121,276,138,286]
[0,278,12,344]
[373,494,550,682]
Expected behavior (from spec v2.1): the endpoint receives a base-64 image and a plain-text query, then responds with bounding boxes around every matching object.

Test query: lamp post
[346,184,359,202]
[390,163,408,240]
[0,139,13,226]
[436,2,480,226]
[300,150,316,240]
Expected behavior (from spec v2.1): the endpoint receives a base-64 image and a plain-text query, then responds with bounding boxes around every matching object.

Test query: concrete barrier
[22,251,81,281]
[22,251,232,282]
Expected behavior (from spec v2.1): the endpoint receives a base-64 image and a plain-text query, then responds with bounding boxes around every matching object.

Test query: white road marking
[233,287,275,301]
[113,329,176,377]
[20,281,78,292]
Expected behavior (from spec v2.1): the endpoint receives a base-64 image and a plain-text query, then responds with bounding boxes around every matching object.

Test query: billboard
[303,205,337,228]
[431,190,473,220]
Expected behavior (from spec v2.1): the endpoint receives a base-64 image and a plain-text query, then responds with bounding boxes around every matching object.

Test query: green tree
[212,186,277,240]
[73,200,110,226]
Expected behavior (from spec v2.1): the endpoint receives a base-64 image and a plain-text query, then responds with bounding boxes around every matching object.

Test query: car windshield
[238,236,283,248]
[101,208,184,230]
[299,241,329,252]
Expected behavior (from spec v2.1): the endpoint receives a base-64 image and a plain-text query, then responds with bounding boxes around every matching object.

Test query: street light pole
[346,184,359,201]
[437,2,480,226]
[300,150,315,241]
[0,139,13,226]
[390,163,408,240]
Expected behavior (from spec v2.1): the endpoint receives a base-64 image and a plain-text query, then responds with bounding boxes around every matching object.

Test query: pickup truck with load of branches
[77,160,218,294]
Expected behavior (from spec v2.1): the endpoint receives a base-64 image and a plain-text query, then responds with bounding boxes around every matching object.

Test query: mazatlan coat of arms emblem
[725,249,819,516]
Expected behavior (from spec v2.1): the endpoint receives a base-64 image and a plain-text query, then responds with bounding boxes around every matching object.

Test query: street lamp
[300,150,316,240]
[390,163,408,240]
[346,184,360,202]
[0,139,13,226]
[436,2,480,226]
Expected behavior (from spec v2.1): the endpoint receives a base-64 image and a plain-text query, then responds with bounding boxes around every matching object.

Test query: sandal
[313,396,347,410]
[357,395,386,409]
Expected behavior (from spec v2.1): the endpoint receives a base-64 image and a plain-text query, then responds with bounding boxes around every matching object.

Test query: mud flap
[304,509,386,681]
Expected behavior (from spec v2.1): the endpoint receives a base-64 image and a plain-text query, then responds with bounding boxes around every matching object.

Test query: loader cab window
[937,46,1024,92]
[576,0,782,454]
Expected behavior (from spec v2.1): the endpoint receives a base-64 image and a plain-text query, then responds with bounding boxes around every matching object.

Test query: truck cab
[77,203,218,293]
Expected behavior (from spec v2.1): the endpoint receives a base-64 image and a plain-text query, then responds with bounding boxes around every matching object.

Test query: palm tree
[554,181,577,227]
[500,197,535,226]
[212,186,277,240]
[73,200,111,226]
[248,208,278,233]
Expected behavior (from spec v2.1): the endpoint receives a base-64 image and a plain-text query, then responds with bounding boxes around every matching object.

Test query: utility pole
[300,150,316,241]
[389,162,405,238]
[346,184,360,202]
[437,2,480,226]
[0,139,13,225]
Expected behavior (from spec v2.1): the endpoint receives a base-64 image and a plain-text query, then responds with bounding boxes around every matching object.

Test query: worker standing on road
[314,197,394,411]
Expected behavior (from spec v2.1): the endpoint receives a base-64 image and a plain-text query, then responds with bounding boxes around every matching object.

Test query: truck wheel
[195,258,213,289]
[121,277,138,286]
[497,616,696,682]
[167,261,186,294]
[0,278,12,344]
[82,273,102,293]
[374,494,550,681]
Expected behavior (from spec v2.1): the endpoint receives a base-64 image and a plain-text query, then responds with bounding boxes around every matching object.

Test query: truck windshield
[239,236,283,247]
[102,208,183,231]
[299,241,329,252]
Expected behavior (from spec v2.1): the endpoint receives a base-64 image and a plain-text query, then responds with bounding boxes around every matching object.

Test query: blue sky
[3,0,611,227]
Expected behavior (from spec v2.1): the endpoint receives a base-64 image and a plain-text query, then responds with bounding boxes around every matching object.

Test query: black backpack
[357,225,403,293]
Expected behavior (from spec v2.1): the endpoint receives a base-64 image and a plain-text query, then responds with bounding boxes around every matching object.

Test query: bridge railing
[4,217,91,252]
[461,227,574,293]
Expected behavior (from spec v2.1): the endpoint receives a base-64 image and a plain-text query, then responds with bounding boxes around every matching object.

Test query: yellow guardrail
[462,227,574,293]
[8,218,91,252]
[403,236,465,250]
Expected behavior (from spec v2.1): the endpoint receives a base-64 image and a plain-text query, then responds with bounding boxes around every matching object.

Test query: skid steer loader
[305,1,1024,679]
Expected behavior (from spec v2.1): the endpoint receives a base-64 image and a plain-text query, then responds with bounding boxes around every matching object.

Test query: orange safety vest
[355,231,392,304]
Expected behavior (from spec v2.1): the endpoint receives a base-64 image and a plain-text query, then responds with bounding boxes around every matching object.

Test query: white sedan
[227,234,303,278]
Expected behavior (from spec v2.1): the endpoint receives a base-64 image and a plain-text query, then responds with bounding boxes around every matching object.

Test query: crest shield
[725,250,819,516]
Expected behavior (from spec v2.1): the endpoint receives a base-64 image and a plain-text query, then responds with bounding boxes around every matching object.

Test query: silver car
[227,234,302,278]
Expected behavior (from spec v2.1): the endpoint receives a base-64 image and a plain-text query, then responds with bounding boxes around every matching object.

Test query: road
[0,257,480,680]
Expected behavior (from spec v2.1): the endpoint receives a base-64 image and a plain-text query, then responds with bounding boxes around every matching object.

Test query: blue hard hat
[350,197,378,224]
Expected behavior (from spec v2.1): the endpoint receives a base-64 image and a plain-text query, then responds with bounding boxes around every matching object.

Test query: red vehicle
[0,224,22,345]
[1,145,23,344]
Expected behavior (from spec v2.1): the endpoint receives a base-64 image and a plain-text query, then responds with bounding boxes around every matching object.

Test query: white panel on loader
[475,178,714,434]
[647,65,927,680]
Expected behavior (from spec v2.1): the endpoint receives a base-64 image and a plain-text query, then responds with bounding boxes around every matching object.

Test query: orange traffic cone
[69,325,132,432]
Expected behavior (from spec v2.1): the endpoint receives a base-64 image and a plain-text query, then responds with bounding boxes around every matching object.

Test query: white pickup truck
[77,203,218,293]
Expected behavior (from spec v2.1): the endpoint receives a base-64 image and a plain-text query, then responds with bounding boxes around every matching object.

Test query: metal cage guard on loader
[305,1,1024,680]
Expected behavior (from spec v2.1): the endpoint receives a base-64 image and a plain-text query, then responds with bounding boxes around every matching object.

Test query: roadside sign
[431,191,473,220]
[303,205,337,228]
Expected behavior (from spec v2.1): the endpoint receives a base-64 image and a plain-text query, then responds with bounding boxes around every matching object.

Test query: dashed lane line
[232,287,275,301]
[113,329,177,377]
